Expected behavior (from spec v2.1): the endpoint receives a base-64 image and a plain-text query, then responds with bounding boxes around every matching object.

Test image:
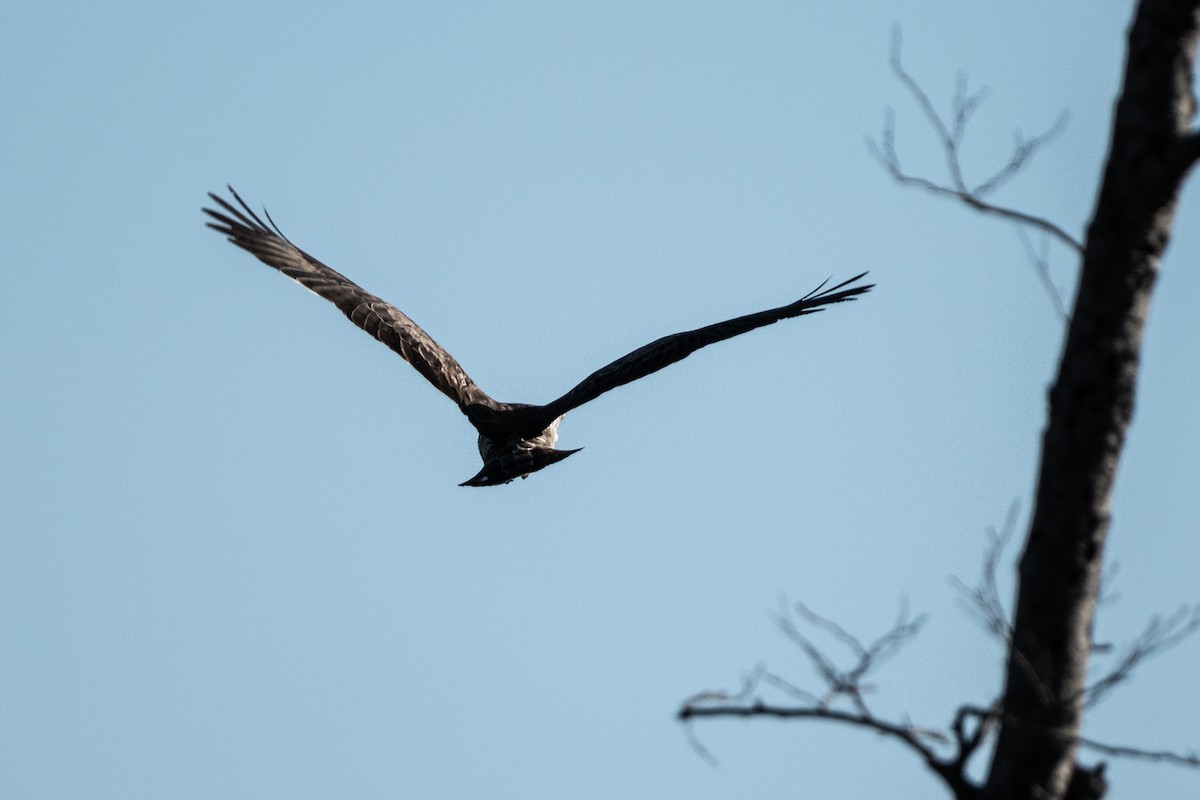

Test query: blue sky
[3,1,1198,798]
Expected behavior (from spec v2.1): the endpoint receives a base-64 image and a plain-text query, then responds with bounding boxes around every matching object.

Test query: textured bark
[982,3,1200,799]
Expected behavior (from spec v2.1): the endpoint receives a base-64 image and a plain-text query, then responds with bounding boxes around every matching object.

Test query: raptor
[204,187,873,486]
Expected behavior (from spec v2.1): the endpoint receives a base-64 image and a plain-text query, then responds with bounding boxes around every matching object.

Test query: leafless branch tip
[1084,603,1200,707]
[870,25,1084,320]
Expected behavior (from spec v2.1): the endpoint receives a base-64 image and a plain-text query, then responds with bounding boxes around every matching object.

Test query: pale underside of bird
[203,187,873,486]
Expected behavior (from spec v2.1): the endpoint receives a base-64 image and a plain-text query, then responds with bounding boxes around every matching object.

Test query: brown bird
[204,187,873,486]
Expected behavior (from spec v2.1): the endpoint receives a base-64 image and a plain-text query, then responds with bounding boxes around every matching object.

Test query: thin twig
[974,112,1070,198]
[1017,227,1070,320]
[678,702,946,769]
[871,116,1083,255]
[949,504,1054,706]
[872,25,1085,284]
[950,704,999,770]
[775,598,926,714]
[1077,737,1200,768]
[951,504,1017,640]
[1084,603,1200,707]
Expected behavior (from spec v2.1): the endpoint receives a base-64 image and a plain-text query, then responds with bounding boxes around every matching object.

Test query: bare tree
[680,3,1200,799]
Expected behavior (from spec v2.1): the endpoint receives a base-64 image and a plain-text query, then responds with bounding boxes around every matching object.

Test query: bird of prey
[204,187,873,487]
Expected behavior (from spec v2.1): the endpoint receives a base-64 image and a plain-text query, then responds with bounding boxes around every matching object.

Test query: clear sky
[3,1,1198,798]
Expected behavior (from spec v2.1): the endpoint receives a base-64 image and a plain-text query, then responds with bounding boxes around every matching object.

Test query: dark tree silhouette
[984,3,1200,797]
[681,3,1200,799]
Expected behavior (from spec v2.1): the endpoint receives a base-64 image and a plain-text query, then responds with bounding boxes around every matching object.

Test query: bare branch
[795,600,926,676]
[1017,227,1071,321]
[678,662,767,713]
[790,601,870,660]
[678,699,979,797]
[1077,737,1200,768]
[1083,603,1200,707]
[774,598,926,714]
[874,151,1086,255]
[949,704,1001,776]
[949,507,1056,710]
[679,701,943,754]
[681,590,1200,798]
[873,26,1085,267]
[951,503,1018,641]
[774,601,860,708]
[1098,560,1122,608]
[974,112,1070,197]
[887,27,971,193]
[680,717,721,767]
[759,669,822,705]
[681,601,987,798]
[679,695,987,800]
[948,510,1200,716]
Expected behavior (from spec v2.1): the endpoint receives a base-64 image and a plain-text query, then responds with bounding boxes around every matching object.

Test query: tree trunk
[982,3,1200,799]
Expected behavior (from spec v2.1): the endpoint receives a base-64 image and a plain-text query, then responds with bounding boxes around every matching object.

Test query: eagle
[204,187,872,486]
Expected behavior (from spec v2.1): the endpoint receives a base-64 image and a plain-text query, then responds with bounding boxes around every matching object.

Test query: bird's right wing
[204,187,497,412]
[527,273,873,432]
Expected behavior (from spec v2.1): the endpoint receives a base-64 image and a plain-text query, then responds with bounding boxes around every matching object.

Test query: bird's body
[468,413,576,488]
[203,187,873,486]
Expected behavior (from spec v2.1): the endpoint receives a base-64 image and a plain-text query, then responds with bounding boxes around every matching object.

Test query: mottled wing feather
[204,187,496,412]
[531,273,873,430]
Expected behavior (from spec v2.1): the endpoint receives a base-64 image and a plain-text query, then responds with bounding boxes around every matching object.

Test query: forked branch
[869,27,1081,320]
[871,27,1081,255]
[679,602,984,799]
[1083,604,1200,707]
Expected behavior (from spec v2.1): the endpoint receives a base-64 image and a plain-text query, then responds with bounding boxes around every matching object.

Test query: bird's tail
[459,446,582,487]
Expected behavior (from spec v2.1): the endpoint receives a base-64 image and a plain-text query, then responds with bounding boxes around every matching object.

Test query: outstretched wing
[526,273,873,431]
[204,187,497,412]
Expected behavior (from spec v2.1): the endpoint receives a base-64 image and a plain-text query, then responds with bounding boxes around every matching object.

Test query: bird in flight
[204,187,873,487]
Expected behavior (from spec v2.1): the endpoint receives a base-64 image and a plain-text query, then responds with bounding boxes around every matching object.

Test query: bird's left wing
[524,273,873,433]
[204,187,497,412]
